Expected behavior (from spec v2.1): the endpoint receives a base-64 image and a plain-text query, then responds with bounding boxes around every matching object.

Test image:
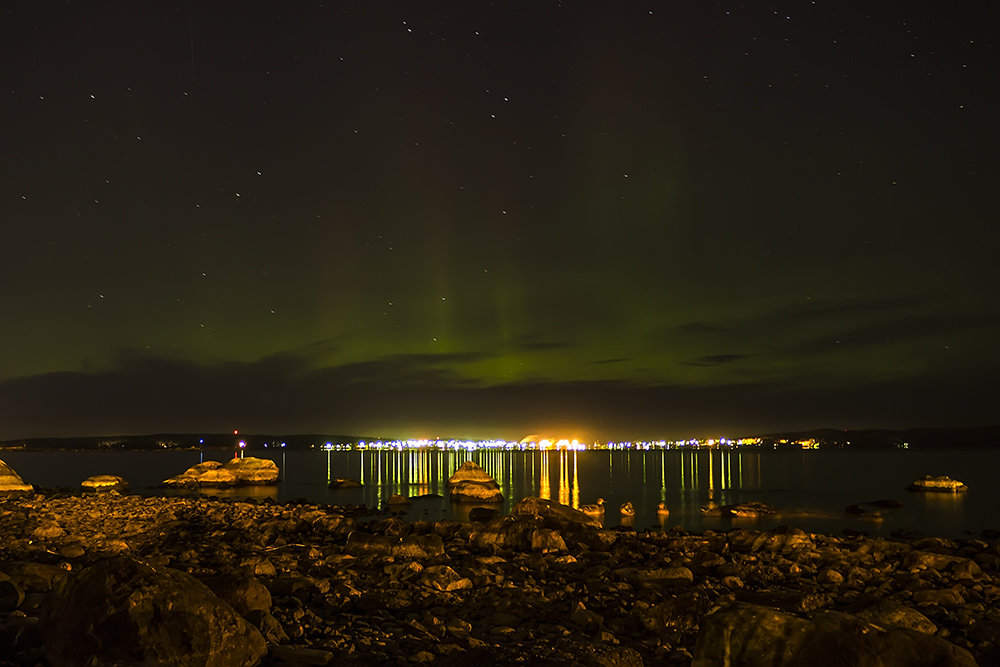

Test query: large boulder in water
[161,457,279,488]
[40,556,266,666]
[224,457,279,485]
[81,474,129,493]
[907,475,969,493]
[0,460,33,496]
[161,461,222,489]
[448,461,502,503]
[692,604,977,667]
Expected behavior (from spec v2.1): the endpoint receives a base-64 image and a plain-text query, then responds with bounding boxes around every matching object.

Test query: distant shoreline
[2,423,999,452]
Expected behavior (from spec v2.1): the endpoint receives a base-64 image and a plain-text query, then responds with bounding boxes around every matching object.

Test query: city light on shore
[311,435,806,453]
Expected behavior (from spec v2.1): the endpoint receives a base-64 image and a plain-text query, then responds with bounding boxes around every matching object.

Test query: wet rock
[419,565,473,592]
[0,571,25,611]
[329,477,363,488]
[40,556,266,666]
[448,461,503,503]
[510,496,602,529]
[346,531,445,559]
[911,587,966,608]
[31,520,65,540]
[725,501,777,518]
[907,475,969,493]
[693,604,978,667]
[80,474,129,493]
[531,528,568,553]
[203,573,272,617]
[0,460,33,496]
[854,600,938,635]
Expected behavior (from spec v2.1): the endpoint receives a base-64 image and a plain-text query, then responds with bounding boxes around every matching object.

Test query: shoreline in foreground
[0,491,995,666]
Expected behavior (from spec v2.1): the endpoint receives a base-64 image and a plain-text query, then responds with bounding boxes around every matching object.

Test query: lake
[1,447,995,539]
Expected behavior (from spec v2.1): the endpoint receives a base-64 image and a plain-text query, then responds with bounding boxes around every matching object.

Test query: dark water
[1,448,995,538]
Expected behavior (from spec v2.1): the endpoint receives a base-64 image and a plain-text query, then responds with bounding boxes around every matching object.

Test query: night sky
[2,2,998,441]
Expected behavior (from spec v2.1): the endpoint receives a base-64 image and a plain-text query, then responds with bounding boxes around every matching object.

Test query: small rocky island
[161,456,280,489]
[908,475,970,493]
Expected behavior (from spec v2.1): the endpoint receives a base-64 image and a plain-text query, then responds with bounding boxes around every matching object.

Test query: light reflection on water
[0,448,995,538]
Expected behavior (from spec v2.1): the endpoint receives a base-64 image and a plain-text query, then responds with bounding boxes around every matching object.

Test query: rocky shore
[0,491,997,666]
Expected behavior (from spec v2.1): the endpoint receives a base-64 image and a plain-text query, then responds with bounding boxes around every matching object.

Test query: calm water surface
[2,448,995,539]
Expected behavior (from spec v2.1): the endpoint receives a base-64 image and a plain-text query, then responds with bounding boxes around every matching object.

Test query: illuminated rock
[81,475,129,493]
[530,528,568,553]
[223,457,279,485]
[195,468,239,488]
[725,501,777,518]
[907,475,969,493]
[510,496,601,528]
[387,494,413,505]
[161,461,222,488]
[447,461,502,503]
[161,457,278,488]
[0,460,33,496]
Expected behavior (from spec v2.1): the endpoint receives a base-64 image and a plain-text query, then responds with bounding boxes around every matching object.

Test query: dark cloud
[786,311,1000,356]
[681,354,751,367]
[0,349,994,441]
[506,334,576,352]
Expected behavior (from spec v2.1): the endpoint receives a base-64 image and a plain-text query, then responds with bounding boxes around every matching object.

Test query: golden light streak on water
[539,451,551,500]
[558,450,570,507]
[572,451,580,509]
[661,451,667,503]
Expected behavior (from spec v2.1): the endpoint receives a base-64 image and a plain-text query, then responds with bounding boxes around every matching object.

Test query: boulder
[530,528,568,553]
[161,461,222,488]
[907,475,969,493]
[40,556,266,667]
[346,531,446,559]
[192,468,238,488]
[161,457,278,488]
[725,501,777,518]
[692,604,978,667]
[329,478,363,489]
[419,565,473,592]
[202,574,272,617]
[223,457,279,485]
[854,600,938,635]
[448,461,503,503]
[80,474,129,493]
[0,460,33,496]
[510,496,602,529]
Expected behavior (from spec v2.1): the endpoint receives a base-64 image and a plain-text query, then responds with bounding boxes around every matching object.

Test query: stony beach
[0,485,997,666]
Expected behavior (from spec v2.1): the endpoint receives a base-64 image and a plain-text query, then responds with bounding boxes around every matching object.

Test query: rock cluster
[0,492,997,666]
[161,456,280,489]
